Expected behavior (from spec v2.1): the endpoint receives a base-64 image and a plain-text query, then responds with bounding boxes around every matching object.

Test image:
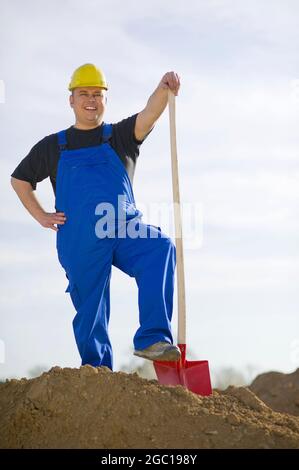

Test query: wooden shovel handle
[168,90,186,345]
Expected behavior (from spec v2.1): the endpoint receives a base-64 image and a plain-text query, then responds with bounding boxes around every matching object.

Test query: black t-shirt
[11,114,146,195]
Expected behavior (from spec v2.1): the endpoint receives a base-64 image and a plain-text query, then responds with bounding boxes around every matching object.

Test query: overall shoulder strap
[102,123,113,143]
[57,130,68,151]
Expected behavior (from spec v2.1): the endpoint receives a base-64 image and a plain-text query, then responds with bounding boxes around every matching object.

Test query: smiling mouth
[84,106,97,111]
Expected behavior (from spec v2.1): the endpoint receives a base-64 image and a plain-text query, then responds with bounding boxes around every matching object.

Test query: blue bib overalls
[55,123,176,370]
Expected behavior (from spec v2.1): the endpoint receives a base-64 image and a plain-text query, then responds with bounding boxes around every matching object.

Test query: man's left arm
[134,71,180,142]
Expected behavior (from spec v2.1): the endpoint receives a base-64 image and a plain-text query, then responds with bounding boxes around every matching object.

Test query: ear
[69,93,74,108]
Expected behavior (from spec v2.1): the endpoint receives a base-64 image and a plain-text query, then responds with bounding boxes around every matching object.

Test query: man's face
[69,87,107,128]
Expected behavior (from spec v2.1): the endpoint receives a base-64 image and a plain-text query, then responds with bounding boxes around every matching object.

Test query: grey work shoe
[134,341,181,362]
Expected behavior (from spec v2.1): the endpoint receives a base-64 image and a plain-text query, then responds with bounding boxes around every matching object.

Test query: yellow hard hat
[68,63,108,91]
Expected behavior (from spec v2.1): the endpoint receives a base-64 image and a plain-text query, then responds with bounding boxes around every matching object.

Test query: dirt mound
[0,366,299,449]
[250,368,299,417]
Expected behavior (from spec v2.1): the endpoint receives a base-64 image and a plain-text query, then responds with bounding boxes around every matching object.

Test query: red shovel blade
[154,344,212,396]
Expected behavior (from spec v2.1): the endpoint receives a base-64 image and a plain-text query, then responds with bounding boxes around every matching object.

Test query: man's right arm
[11,177,66,232]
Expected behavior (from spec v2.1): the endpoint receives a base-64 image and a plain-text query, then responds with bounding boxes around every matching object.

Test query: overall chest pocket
[66,158,111,203]
[69,154,108,169]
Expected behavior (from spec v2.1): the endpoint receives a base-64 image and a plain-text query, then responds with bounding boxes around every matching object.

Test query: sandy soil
[0,365,299,449]
[250,368,299,417]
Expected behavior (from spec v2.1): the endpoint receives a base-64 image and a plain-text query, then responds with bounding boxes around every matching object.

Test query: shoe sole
[134,348,181,362]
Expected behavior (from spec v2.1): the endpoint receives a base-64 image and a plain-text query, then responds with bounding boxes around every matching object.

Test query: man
[11,63,181,370]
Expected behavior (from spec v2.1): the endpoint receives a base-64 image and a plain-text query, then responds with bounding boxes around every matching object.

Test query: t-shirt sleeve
[111,113,153,162]
[11,137,52,190]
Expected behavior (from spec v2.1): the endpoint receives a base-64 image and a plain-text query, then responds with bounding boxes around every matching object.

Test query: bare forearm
[144,86,169,122]
[10,177,66,231]
[145,71,180,120]
[11,177,45,221]
[135,71,180,141]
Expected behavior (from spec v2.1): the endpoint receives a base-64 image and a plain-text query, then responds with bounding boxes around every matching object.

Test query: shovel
[154,90,212,396]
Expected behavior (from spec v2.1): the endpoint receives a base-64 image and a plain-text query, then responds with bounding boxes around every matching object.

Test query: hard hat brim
[68,84,108,91]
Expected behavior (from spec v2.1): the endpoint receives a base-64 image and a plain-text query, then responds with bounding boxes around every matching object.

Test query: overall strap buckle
[102,123,112,144]
[57,130,68,151]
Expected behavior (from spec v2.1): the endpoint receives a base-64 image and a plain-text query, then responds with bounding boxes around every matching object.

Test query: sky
[0,0,299,384]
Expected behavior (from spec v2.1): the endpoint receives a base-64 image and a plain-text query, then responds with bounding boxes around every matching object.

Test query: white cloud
[1,0,298,378]
[184,252,299,291]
